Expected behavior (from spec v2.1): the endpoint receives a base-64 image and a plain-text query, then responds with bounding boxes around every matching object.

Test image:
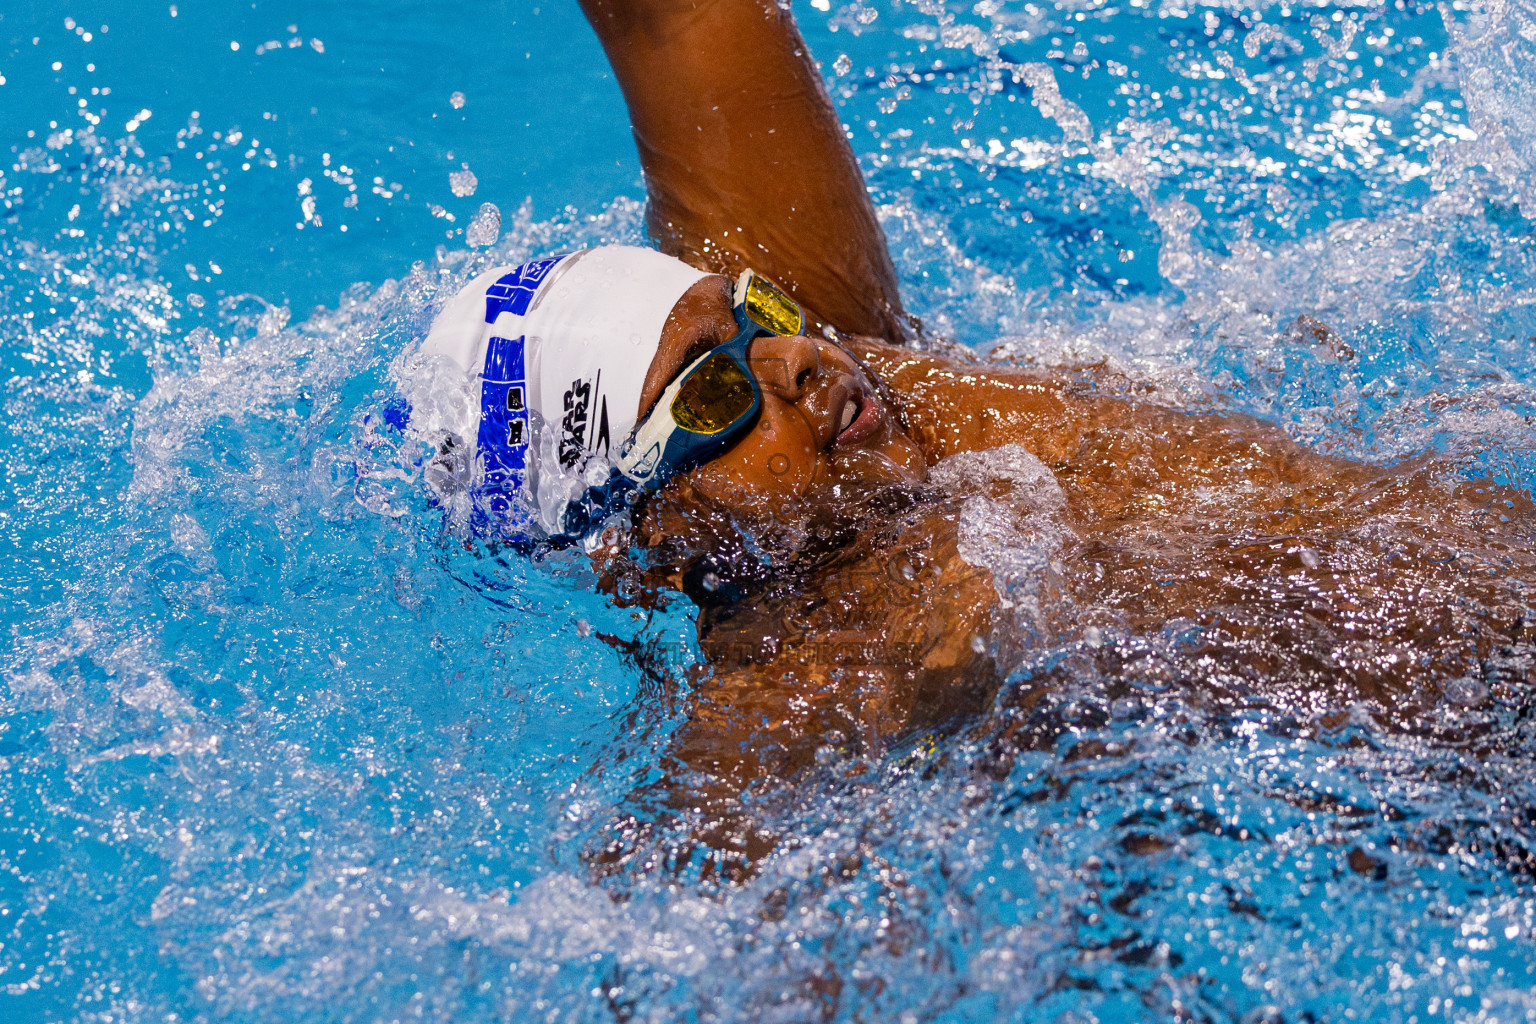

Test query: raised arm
[578,0,909,342]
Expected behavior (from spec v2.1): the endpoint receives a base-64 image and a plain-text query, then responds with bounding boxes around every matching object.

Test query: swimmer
[410,0,1536,875]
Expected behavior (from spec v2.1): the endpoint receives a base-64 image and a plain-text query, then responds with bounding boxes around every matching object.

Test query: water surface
[4,0,1536,1020]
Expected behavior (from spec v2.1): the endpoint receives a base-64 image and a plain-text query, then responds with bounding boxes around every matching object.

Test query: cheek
[687,399,821,502]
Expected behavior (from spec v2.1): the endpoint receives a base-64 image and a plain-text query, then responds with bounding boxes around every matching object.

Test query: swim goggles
[553,269,803,541]
[614,268,803,488]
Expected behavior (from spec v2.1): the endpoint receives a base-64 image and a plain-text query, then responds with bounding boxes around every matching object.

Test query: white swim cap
[414,245,709,538]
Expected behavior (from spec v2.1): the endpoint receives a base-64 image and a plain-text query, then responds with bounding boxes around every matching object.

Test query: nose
[747,334,821,402]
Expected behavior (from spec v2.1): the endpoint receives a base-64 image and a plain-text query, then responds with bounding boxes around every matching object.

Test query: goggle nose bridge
[733,352,802,394]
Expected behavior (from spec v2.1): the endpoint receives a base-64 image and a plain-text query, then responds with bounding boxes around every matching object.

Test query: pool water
[5,0,1536,1020]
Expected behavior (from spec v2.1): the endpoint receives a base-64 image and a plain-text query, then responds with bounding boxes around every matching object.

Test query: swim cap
[413,245,709,539]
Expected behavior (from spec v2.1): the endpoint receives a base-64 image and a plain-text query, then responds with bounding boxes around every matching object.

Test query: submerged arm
[593,508,1001,877]
[578,0,908,341]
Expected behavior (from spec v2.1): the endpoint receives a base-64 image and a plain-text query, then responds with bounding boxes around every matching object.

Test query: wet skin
[576,0,1536,879]
[606,283,1536,880]
[638,275,926,505]
[577,0,907,340]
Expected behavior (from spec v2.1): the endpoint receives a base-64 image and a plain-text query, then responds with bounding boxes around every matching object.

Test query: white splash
[465,201,501,247]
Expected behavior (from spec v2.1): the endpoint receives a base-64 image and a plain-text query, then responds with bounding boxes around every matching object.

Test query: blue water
[5,0,1536,1020]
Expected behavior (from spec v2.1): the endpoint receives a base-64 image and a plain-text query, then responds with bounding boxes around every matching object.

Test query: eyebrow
[675,328,723,374]
[664,291,736,386]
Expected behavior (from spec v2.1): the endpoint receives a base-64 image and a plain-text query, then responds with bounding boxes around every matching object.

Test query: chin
[824,445,926,490]
[637,469,935,608]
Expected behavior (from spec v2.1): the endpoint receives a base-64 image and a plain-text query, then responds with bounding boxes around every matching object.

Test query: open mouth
[833,392,882,447]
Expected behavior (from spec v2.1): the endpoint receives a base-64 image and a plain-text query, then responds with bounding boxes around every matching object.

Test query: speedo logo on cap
[558,373,613,469]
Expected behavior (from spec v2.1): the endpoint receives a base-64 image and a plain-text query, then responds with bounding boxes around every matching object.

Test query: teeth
[840,399,857,432]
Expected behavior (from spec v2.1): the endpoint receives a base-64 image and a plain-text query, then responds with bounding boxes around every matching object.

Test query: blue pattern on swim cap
[476,332,534,537]
[468,252,573,543]
[483,254,566,325]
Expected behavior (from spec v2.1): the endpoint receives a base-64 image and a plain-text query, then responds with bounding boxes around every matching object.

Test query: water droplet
[833,54,852,76]
[449,91,465,109]
[465,202,500,247]
[449,166,477,197]
[1444,677,1490,708]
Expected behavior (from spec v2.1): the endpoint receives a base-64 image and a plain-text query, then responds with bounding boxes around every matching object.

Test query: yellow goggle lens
[672,352,757,434]
[743,273,804,337]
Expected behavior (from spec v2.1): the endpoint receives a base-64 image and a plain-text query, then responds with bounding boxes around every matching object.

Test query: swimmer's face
[637,276,926,510]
